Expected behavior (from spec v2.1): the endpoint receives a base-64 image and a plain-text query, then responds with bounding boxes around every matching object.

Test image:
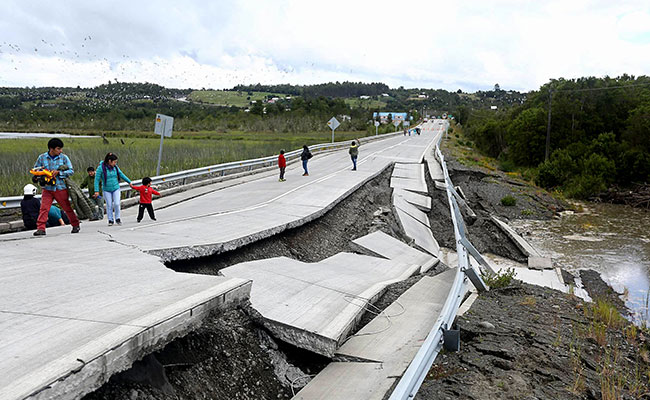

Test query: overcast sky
[1,0,649,92]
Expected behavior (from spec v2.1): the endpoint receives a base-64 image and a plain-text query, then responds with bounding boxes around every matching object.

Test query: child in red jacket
[131,177,161,222]
[278,149,286,182]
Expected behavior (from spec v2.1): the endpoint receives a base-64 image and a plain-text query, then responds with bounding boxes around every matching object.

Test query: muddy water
[511,203,650,324]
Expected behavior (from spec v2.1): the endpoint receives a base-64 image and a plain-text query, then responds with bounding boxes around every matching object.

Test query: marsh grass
[0,130,368,196]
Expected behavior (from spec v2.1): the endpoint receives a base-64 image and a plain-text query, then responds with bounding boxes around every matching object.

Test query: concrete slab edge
[490,215,542,258]
[148,164,394,262]
[27,280,251,400]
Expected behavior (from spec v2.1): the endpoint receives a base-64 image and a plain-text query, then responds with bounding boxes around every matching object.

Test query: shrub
[501,195,517,206]
[482,268,516,288]
[499,159,515,172]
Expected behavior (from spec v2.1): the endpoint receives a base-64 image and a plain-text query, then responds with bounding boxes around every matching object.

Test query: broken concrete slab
[0,237,251,400]
[497,266,567,293]
[393,195,431,228]
[393,188,431,211]
[392,163,425,181]
[392,192,440,257]
[426,158,444,181]
[491,216,542,258]
[292,362,395,400]
[352,231,438,273]
[528,256,554,270]
[390,176,428,194]
[336,269,456,377]
[434,180,447,190]
[220,253,420,357]
[394,206,440,257]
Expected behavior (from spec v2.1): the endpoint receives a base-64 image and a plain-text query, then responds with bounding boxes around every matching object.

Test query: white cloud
[1,0,649,91]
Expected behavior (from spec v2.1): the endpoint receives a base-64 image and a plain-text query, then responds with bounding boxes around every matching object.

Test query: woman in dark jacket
[300,145,312,176]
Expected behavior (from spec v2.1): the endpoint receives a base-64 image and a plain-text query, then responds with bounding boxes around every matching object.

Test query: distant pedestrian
[300,145,312,176]
[349,138,360,171]
[131,177,160,223]
[31,138,81,236]
[278,149,286,182]
[403,128,407,136]
[20,184,40,230]
[94,152,133,226]
[81,166,103,220]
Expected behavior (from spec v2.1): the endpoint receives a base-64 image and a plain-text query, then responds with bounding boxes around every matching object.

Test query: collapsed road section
[1,131,442,400]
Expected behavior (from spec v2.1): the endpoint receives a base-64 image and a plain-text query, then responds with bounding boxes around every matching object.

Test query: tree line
[458,75,650,199]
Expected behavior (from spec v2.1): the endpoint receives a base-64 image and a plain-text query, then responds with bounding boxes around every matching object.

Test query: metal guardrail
[389,123,490,400]
[0,131,402,210]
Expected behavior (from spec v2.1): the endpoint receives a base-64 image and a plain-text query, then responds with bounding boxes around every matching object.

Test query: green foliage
[506,107,548,166]
[500,195,517,206]
[461,75,650,199]
[498,158,515,172]
[482,268,516,288]
[537,133,617,198]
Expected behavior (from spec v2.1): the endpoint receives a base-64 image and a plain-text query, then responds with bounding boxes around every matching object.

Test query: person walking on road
[349,138,361,171]
[132,177,160,222]
[81,166,103,220]
[278,150,287,182]
[32,138,81,236]
[94,152,133,226]
[300,145,312,176]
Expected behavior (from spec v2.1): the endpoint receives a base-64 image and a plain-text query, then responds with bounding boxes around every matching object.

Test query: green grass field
[187,90,289,107]
[0,130,370,196]
[344,98,388,109]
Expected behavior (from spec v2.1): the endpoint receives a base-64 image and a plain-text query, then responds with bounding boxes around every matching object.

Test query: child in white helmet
[20,184,40,230]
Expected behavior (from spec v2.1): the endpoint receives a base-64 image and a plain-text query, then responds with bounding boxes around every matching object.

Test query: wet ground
[511,202,650,325]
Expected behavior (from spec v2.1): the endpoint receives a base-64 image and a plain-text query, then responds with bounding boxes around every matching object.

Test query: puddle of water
[512,203,650,324]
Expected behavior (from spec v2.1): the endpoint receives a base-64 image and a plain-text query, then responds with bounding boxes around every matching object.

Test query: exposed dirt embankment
[426,153,567,264]
[416,282,650,400]
[85,304,322,400]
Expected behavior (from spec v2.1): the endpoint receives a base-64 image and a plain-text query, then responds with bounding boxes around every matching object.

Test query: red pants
[37,189,80,231]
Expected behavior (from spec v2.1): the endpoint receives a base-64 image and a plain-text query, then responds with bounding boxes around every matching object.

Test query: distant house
[418,94,427,98]
[381,93,390,97]
[490,105,498,110]
[359,95,370,99]
[340,115,351,121]
[372,112,408,124]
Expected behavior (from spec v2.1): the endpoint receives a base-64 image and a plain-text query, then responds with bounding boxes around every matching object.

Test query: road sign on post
[374,120,379,136]
[327,117,340,143]
[154,114,174,176]
[393,120,400,132]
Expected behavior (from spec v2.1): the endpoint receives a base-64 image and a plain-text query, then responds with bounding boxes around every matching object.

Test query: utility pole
[545,88,553,161]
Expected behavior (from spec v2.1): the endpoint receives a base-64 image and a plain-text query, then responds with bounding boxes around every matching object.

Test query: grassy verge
[0,130,368,196]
